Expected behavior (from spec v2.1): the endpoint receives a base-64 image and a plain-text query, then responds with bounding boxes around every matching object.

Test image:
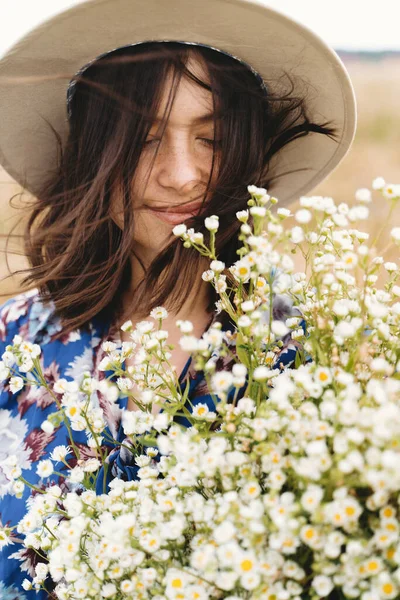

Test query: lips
[148,207,202,225]
[148,201,204,214]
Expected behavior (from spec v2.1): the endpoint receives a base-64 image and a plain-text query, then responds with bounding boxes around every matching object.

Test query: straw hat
[0,0,357,205]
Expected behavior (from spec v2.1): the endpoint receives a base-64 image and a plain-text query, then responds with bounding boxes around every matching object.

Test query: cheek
[110,196,174,248]
[131,153,153,198]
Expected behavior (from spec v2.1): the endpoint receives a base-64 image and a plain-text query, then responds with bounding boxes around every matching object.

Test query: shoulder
[0,288,39,344]
[0,288,63,347]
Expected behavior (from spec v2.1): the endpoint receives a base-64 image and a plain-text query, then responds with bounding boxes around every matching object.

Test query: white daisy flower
[384,262,397,272]
[312,575,334,597]
[277,207,292,218]
[1,351,15,368]
[240,223,252,235]
[136,320,154,334]
[355,187,372,203]
[176,320,194,333]
[241,300,255,312]
[50,445,71,462]
[192,403,210,419]
[150,307,168,320]
[247,185,267,197]
[101,583,117,598]
[121,319,133,332]
[9,377,24,394]
[120,580,134,593]
[40,420,55,434]
[290,226,305,244]
[82,458,101,473]
[172,223,187,236]
[36,460,54,478]
[383,184,400,199]
[314,367,332,386]
[211,371,233,393]
[204,216,219,232]
[236,397,255,415]
[253,366,271,382]
[210,260,225,273]
[19,357,33,373]
[249,206,266,218]
[0,361,10,382]
[372,176,385,190]
[271,320,289,338]
[202,269,214,282]
[231,260,252,283]
[101,341,118,353]
[21,579,33,591]
[295,209,312,224]
[237,315,252,328]
[300,485,324,512]
[390,227,400,243]
[116,377,134,393]
[179,336,199,352]
[236,209,249,222]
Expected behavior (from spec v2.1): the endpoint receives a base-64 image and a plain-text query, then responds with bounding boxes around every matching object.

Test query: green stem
[371,198,397,249]
[19,476,46,494]
[30,357,81,460]
[43,522,57,540]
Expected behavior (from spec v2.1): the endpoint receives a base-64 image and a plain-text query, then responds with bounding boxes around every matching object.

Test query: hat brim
[0,0,357,205]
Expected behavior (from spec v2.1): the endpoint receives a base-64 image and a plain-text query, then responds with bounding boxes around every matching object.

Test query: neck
[119,252,212,327]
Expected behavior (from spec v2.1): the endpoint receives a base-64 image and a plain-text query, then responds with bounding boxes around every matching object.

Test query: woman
[0,0,356,596]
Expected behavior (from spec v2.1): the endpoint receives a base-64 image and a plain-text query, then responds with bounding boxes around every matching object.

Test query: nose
[155,137,206,197]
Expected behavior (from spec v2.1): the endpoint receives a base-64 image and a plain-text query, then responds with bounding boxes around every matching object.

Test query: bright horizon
[0,0,399,56]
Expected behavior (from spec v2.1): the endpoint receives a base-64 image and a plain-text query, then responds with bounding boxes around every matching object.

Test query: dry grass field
[1,56,400,300]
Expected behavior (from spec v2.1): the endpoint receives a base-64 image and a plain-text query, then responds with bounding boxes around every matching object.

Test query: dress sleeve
[0,292,47,599]
[0,291,37,401]
[0,291,37,344]
[272,315,312,370]
[268,291,313,371]
[0,297,22,402]
[0,296,19,346]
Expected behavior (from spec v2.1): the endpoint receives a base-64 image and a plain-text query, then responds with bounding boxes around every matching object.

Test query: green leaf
[294,347,305,368]
[180,375,191,404]
[236,331,251,368]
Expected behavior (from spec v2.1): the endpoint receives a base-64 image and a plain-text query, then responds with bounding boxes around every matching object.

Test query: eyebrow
[153,111,220,125]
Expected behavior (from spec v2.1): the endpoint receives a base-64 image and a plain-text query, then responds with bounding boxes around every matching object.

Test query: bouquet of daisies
[2,178,400,600]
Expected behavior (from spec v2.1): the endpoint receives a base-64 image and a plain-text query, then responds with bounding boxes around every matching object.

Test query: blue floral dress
[0,288,307,597]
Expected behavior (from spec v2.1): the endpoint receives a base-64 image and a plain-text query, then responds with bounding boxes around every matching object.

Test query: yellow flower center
[383,583,394,595]
[305,528,314,539]
[241,559,253,571]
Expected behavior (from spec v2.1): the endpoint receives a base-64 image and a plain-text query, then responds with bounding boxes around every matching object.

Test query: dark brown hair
[1,41,339,338]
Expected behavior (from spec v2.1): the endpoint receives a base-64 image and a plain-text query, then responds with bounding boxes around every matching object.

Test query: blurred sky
[0,0,400,55]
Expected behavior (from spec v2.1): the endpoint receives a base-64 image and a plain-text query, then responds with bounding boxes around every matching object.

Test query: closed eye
[200,138,222,147]
[144,138,221,147]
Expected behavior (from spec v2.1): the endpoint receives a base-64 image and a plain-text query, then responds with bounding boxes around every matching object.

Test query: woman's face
[111,55,220,264]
